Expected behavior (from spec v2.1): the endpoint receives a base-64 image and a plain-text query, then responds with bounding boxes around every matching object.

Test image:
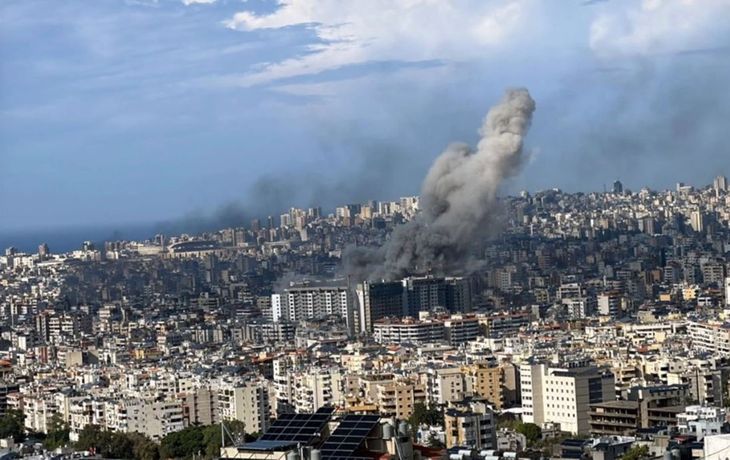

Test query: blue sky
[1,0,730,232]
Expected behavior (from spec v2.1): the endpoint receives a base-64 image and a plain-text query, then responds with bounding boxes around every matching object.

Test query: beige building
[180,387,218,426]
[444,401,496,449]
[291,368,344,414]
[101,398,185,441]
[464,364,504,410]
[374,379,426,420]
[688,321,730,356]
[423,367,467,405]
[520,360,615,435]
[217,380,270,434]
[350,374,426,420]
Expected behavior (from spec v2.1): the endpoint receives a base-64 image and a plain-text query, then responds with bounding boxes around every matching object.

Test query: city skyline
[2,0,730,231]
[0,176,726,254]
[6,2,730,460]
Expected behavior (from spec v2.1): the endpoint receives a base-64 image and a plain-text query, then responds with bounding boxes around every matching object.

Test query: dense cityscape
[4,1,730,460]
[2,177,730,460]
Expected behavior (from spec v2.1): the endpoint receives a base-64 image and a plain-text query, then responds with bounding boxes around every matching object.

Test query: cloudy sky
[2,0,730,232]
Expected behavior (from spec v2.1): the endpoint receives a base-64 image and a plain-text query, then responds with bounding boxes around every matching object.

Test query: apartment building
[271,286,349,323]
[373,317,445,344]
[217,380,270,434]
[445,405,496,449]
[520,359,615,435]
[688,322,730,355]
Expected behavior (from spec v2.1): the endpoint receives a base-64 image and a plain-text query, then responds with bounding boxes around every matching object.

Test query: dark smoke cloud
[345,88,536,281]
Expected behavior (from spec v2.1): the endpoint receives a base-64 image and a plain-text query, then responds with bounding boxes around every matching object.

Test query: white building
[373,318,445,344]
[597,293,621,318]
[520,360,615,435]
[677,405,726,440]
[272,286,349,323]
[216,379,270,434]
[103,398,185,441]
[688,321,730,356]
[704,434,730,460]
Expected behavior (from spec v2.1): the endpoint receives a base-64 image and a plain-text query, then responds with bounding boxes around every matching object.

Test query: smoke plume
[345,88,536,280]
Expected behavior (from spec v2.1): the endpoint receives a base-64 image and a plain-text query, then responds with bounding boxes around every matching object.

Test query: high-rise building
[401,276,472,315]
[402,276,445,315]
[691,209,705,233]
[271,285,349,324]
[356,281,405,333]
[280,213,292,227]
[520,359,615,435]
[216,379,270,434]
[597,293,621,318]
[37,243,49,260]
[291,368,344,414]
[612,180,623,194]
[725,277,730,307]
[714,175,727,195]
[464,364,504,410]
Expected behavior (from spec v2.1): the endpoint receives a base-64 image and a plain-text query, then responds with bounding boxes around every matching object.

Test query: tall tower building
[37,243,49,260]
[690,210,705,233]
[612,180,623,194]
[355,281,405,333]
[714,175,728,195]
[725,277,730,307]
[271,285,349,324]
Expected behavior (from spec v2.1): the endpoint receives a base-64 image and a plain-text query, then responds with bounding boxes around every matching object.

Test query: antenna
[221,420,242,449]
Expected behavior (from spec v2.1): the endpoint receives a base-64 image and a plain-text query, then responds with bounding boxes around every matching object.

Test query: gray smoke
[345,88,536,280]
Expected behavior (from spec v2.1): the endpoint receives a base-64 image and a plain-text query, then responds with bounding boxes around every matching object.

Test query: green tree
[159,426,205,459]
[128,432,160,460]
[75,425,137,459]
[516,422,542,446]
[622,445,650,460]
[409,403,443,428]
[497,412,519,430]
[0,410,25,441]
[44,413,70,450]
[75,425,107,453]
[201,420,248,458]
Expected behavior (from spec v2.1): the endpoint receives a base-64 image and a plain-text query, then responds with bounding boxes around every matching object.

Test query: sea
[0,223,161,254]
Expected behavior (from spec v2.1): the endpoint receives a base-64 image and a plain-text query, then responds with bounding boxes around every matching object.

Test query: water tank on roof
[398,421,409,437]
[311,449,321,460]
[383,423,394,440]
[287,451,300,460]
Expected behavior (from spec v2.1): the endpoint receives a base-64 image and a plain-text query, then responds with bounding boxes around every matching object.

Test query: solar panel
[320,415,380,460]
[259,407,335,444]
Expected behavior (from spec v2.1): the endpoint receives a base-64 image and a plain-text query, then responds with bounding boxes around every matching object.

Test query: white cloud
[182,0,216,5]
[589,0,730,57]
[223,0,529,86]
